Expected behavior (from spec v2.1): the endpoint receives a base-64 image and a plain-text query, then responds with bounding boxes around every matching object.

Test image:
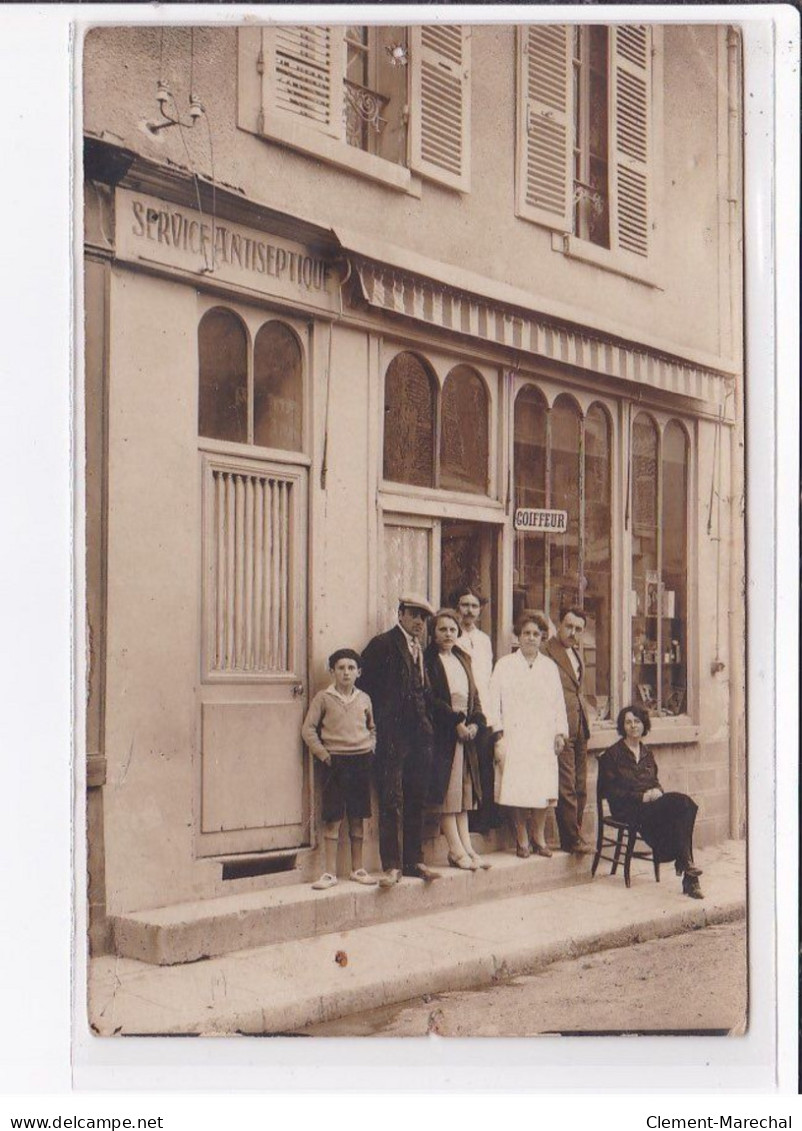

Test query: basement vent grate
[221,854,297,881]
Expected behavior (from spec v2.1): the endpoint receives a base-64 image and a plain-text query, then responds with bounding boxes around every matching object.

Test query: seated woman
[424,608,490,870]
[601,704,704,898]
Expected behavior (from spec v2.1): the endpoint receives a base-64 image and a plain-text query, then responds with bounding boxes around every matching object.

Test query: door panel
[201,702,305,834]
[198,453,308,857]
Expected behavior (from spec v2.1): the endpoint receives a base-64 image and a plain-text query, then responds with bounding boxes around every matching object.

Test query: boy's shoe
[378,868,402,888]
[311,872,338,890]
[349,868,378,886]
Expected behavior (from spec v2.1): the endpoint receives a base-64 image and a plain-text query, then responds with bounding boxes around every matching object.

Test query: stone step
[111,848,592,965]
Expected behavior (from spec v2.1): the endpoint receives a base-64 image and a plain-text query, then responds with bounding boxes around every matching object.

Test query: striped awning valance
[352,259,734,416]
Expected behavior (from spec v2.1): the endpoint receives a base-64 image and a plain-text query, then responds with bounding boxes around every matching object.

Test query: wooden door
[197,454,308,856]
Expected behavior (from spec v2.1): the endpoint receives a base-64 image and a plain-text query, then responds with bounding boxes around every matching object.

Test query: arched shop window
[383,352,437,488]
[439,365,489,494]
[199,311,304,450]
[254,321,303,452]
[513,386,612,720]
[198,308,248,443]
[630,415,688,716]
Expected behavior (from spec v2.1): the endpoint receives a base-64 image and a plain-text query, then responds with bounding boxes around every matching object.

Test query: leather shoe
[682,873,704,899]
[378,868,402,889]
[516,843,531,859]
[532,842,553,858]
[403,864,441,882]
[571,841,594,856]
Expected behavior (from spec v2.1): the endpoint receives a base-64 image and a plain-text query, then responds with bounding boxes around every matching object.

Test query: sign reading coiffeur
[513,508,568,533]
[115,189,337,311]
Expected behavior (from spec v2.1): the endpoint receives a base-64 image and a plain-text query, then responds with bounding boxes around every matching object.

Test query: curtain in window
[439,365,488,494]
[383,352,436,487]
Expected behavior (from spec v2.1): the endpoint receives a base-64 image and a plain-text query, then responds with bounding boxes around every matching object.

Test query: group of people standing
[302,588,703,901]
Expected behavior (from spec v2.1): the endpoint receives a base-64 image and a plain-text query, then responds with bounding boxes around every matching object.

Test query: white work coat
[486,650,569,808]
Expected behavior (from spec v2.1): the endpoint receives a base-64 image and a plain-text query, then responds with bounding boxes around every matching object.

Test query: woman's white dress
[486,650,569,808]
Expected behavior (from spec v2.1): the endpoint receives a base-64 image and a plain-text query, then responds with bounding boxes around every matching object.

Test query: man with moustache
[359,595,442,887]
[542,607,594,855]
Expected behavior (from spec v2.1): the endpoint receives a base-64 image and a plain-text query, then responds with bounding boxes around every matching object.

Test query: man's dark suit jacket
[358,625,434,767]
[542,636,591,740]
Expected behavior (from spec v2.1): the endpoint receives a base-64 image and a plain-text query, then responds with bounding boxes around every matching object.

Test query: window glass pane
[660,422,688,714]
[198,308,248,443]
[583,405,612,719]
[344,26,408,164]
[253,321,303,451]
[383,352,435,487]
[439,365,488,494]
[513,386,547,624]
[548,396,581,627]
[631,414,659,713]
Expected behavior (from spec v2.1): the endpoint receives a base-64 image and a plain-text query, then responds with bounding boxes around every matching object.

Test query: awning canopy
[349,255,735,418]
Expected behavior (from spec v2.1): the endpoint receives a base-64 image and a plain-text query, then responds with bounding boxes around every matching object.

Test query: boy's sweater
[301,686,376,762]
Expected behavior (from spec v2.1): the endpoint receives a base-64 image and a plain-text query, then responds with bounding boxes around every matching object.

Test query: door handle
[291,682,305,698]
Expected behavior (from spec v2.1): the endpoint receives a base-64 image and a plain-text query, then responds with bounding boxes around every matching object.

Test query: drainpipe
[726,26,745,840]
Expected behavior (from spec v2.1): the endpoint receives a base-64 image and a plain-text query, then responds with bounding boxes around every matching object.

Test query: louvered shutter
[260,26,344,141]
[410,25,471,192]
[515,25,573,230]
[610,25,652,258]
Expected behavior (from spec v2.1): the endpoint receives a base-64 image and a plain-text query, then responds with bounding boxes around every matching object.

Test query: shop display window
[513,386,612,720]
[630,414,688,716]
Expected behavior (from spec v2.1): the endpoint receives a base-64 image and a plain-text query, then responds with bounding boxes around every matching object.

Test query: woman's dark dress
[599,739,698,868]
[424,644,486,807]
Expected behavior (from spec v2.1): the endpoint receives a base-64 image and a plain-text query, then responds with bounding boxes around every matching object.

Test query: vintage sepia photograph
[82,15,748,1039]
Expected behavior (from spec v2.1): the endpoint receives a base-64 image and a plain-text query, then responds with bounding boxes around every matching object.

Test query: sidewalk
[89,840,745,1036]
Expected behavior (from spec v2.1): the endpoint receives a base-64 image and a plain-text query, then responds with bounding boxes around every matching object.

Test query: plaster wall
[82,23,736,369]
[103,269,203,913]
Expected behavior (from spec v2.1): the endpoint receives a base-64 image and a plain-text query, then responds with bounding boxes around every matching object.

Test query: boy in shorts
[301,648,378,889]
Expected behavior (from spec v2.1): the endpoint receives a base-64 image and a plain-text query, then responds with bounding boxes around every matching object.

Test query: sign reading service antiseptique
[115,189,337,311]
[513,508,568,533]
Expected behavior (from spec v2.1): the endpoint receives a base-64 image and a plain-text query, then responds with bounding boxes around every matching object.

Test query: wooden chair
[591,753,660,888]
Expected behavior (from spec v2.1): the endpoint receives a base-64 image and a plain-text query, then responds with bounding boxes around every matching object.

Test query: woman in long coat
[486,613,569,857]
[424,609,489,870]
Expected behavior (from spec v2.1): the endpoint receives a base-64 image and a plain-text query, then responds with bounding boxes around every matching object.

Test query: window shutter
[410,26,471,192]
[260,26,344,141]
[515,25,573,230]
[610,25,652,258]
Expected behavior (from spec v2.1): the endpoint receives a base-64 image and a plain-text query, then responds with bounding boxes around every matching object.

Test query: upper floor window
[199,308,304,452]
[572,26,610,248]
[516,24,653,262]
[630,414,688,717]
[248,25,471,192]
[383,352,490,494]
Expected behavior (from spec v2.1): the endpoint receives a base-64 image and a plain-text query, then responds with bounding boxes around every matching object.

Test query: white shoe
[311,872,338,890]
[349,868,378,886]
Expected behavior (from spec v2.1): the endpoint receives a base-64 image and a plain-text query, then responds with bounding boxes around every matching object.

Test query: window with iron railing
[245,24,471,192]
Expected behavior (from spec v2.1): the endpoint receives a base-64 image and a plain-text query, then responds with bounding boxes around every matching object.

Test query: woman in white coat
[486,613,569,858]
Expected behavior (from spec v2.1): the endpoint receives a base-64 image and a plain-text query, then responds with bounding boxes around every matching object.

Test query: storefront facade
[83,22,744,950]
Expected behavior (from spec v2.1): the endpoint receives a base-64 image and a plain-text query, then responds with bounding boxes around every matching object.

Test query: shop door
[197,455,308,857]
[440,520,499,646]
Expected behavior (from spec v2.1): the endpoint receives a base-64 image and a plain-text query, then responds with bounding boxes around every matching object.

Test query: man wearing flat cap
[359,595,442,887]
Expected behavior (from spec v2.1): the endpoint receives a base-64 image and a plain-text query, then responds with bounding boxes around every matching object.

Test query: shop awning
[334,226,737,419]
